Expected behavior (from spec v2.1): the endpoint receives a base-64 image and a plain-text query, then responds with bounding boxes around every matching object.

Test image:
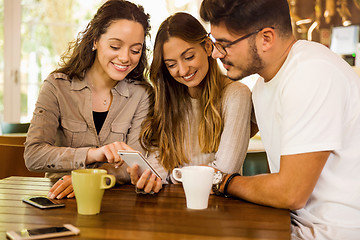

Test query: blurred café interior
[0,0,360,127]
[0,0,360,179]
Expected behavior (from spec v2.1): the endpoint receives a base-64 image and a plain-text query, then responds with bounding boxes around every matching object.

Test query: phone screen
[30,197,58,206]
[118,150,162,179]
[22,227,70,236]
[23,196,65,209]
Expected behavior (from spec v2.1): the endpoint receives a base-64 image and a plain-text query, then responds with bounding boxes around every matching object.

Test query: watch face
[213,171,223,184]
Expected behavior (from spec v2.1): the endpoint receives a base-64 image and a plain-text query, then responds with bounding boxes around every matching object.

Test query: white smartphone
[118,150,162,179]
[22,196,65,209]
[6,224,80,240]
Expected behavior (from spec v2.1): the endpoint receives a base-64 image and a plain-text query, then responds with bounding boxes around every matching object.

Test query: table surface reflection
[0,176,290,239]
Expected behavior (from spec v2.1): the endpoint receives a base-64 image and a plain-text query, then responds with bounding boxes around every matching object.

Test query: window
[1,0,102,123]
[20,0,103,122]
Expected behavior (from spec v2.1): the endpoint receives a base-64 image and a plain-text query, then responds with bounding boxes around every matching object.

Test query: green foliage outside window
[20,0,102,121]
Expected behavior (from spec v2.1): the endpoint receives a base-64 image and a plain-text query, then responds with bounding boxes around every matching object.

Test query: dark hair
[54,0,150,81]
[200,0,292,36]
[141,12,227,171]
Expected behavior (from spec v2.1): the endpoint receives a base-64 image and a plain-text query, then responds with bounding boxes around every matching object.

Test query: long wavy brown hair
[53,0,150,82]
[141,12,228,171]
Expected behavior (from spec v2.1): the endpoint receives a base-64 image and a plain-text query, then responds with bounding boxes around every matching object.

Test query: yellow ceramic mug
[72,169,115,215]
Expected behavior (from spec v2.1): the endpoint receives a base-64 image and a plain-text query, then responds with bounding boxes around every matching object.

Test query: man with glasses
[201,0,360,239]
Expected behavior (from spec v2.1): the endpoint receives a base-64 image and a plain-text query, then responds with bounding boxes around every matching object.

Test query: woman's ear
[204,38,213,56]
[92,40,98,51]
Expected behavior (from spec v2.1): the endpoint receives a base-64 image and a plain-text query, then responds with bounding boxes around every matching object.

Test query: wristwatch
[212,171,227,195]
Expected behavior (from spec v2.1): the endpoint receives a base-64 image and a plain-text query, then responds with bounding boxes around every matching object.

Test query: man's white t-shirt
[252,40,360,239]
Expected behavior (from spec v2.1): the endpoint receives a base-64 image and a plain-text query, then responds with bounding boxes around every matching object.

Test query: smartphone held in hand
[6,224,80,240]
[22,196,65,209]
[118,150,162,179]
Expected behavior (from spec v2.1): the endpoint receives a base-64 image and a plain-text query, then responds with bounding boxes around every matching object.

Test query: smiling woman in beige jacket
[24,0,151,200]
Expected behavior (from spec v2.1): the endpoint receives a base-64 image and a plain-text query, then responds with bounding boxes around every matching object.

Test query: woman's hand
[127,164,162,194]
[86,141,127,167]
[47,175,74,199]
[118,142,135,151]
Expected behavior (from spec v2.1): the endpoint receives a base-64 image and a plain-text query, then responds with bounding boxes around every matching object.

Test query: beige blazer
[24,72,150,178]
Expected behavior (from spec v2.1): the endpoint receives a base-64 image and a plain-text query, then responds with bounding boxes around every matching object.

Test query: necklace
[93,92,110,105]
[89,82,111,106]
[94,92,111,106]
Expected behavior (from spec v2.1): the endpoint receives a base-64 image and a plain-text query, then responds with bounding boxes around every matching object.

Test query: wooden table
[0,177,291,239]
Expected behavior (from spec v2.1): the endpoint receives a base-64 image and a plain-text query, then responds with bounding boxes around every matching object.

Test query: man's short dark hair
[200,0,292,36]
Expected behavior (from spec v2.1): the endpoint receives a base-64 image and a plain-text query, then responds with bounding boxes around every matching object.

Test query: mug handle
[100,174,116,189]
[172,168,183,182]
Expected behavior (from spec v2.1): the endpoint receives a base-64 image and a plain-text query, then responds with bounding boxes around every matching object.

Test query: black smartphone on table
[22,196,65,209]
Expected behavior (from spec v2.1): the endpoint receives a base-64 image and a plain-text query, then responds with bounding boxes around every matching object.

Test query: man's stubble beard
[226,38,264,81]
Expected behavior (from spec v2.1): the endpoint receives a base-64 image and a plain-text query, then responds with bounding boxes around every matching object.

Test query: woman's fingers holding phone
[137,170,162,193]
[136,169,151,189]
[153,177,162,193]
[143,172,156,193]
[128,164,140,185]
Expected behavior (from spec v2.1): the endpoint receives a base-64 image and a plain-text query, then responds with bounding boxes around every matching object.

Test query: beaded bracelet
[223,173,240,197]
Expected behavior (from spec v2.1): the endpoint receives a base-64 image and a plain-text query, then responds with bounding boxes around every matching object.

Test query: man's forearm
[223,152,330,210]
[224,173,297,209]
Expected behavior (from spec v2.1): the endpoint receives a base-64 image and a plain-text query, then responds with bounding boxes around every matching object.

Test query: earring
[92,46,96,51]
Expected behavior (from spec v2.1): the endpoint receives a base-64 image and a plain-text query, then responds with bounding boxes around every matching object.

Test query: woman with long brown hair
[126,12,252,194]
[24,0,151,199]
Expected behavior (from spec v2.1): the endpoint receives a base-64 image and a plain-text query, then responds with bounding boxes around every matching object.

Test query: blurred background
[1,0,359,123]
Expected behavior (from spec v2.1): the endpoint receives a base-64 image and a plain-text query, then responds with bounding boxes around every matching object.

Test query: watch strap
[223,173,240,197]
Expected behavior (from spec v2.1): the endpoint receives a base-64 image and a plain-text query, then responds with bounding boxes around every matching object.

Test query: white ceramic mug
[172,166,214,210]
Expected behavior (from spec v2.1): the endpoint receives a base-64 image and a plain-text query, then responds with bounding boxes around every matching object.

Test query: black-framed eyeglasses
[207,27,273,56]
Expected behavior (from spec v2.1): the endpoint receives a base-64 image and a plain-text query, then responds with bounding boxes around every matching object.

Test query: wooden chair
[0,135,27,145]
[242,152,270,176]
[1,122,30,134]
[0,144,44,179]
